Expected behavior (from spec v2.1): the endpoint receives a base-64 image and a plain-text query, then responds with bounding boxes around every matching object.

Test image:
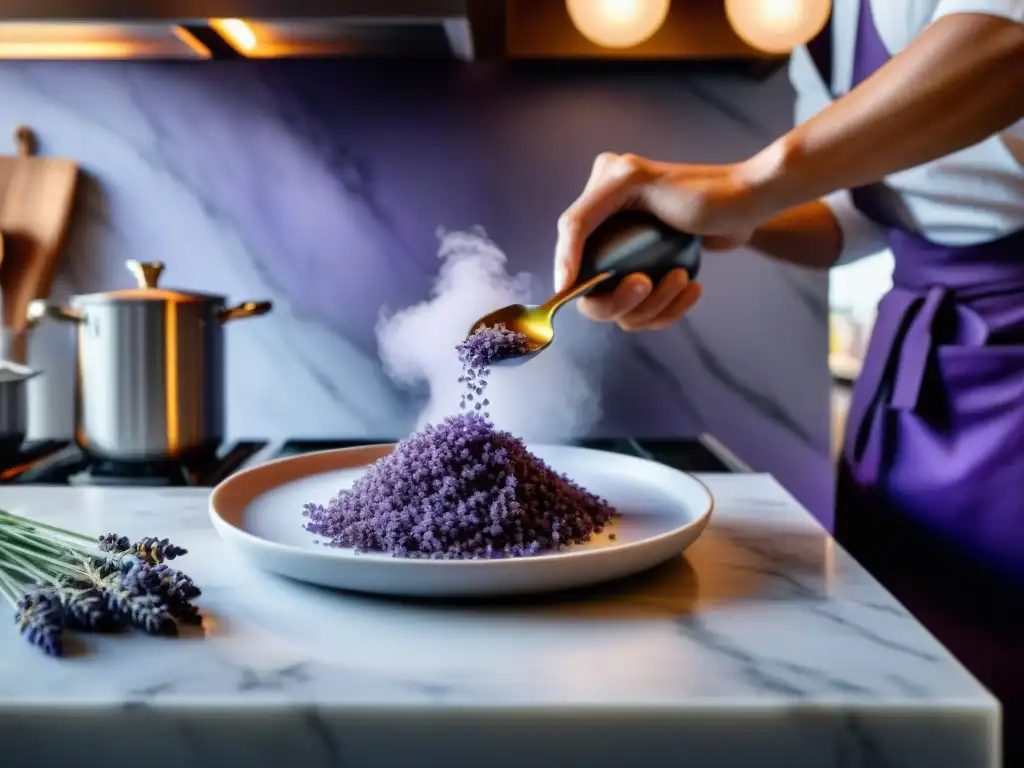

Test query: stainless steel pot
[0,361,39,457]
[28,260,271,462]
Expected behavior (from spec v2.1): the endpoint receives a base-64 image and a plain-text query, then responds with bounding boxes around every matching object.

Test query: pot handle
[27,300,84,325]
[217,300,272,324]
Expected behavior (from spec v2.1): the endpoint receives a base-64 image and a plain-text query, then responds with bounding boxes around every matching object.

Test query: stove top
[0,440,72,483]
[0,434,747,486]
[1,440,269,487]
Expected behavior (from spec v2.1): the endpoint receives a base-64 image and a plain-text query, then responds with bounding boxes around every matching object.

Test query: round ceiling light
[725,0,831,54]
[566,0,672,49]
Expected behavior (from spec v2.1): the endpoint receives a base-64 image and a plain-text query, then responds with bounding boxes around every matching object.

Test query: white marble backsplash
[0,61,832,521]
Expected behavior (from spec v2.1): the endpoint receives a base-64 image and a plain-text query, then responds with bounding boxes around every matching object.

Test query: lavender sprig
[98,533,131,554]
[61,587,119,633]
[133,537,188,564]
[118,563,202,626]
[1,512,203,655]
[153,564,201,602]
[99,533,188,564]
[15,589,64,657]
[103,581,177,637]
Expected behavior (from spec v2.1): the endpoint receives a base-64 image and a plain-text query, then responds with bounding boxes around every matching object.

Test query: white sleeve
[932,0,1024,22]
[822,190,890,267]
[788,44,830,124]
[931,0,1024,137]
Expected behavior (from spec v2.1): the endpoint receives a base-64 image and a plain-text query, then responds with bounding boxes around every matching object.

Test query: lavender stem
[0,540,89,579]
[0,544,63,587]
[0,567,22,610]
[0,509,95,544]
[0,525,78,558]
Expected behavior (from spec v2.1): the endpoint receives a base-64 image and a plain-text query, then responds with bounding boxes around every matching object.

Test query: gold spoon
[468,211,702,367]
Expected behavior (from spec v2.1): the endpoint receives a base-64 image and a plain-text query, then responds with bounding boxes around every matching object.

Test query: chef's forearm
[740,13,1024,218]
[747,200,844,270]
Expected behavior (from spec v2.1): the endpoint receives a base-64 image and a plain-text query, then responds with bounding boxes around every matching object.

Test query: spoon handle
[576,211,702,297]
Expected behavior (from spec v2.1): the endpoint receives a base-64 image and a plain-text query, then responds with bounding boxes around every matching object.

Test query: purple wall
[0,59,834,523]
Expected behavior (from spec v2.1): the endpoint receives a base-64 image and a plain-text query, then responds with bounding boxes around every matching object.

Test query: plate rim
[209,443,715,569]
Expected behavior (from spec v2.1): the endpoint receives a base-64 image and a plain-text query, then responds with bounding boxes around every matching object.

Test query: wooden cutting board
[0,125,79,359]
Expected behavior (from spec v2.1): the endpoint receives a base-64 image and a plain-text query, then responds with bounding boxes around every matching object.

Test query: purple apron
[808,0,1024,585]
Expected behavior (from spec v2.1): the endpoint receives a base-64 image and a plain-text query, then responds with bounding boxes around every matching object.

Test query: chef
[553,0,1024,758]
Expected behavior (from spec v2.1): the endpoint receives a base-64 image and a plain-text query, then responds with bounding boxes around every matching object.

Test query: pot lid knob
[126,260,165,289]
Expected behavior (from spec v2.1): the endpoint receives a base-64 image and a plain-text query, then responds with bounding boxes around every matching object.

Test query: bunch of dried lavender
[0,508,202,657]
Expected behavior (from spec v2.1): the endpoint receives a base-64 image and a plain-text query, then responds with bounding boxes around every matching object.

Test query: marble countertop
[0,476,997,768]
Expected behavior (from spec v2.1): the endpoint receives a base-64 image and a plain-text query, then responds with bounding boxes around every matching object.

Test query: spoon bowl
[468,275,607,368]
[469,304,552,367]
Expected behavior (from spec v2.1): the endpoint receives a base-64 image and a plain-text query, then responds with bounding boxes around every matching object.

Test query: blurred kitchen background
[0,0,876,527]
[829,252,890,457]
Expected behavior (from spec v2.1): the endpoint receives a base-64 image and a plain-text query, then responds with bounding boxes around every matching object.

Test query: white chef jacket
[789,0,1024,264]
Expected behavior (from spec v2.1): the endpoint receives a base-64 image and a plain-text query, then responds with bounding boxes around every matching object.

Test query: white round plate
[209,444,714,598]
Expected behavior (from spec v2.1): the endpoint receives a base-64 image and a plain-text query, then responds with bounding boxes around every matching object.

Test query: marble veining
[0,477,997,767]
[0,61,833,521]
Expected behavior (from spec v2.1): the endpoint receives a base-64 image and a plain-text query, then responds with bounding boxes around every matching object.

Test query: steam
[376,227,602,441]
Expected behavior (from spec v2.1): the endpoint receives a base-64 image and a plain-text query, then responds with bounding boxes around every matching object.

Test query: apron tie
[844,285,946,485]
[890,285,946,412]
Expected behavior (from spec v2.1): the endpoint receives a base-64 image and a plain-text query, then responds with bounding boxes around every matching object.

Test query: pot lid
[72,261,226,304]
[0,360,40,384]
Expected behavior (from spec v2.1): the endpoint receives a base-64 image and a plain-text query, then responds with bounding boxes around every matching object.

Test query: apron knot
[844,285,947,485]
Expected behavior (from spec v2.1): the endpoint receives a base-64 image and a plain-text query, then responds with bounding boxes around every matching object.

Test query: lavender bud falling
[305,327,618,560]
[455,324,529,416]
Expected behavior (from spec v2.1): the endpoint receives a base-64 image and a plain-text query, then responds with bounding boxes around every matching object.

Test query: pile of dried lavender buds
[0,508,201,657]
[304,325,617,560]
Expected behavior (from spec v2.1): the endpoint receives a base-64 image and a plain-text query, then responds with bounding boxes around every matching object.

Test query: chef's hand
[555,152,760,331]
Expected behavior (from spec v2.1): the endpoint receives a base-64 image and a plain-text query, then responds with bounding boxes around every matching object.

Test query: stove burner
[4,440,268,487]
[0,440,73,481]
[70,459,195,487]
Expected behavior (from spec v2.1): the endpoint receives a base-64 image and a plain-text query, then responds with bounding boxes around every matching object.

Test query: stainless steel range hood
[0,0,478,60]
